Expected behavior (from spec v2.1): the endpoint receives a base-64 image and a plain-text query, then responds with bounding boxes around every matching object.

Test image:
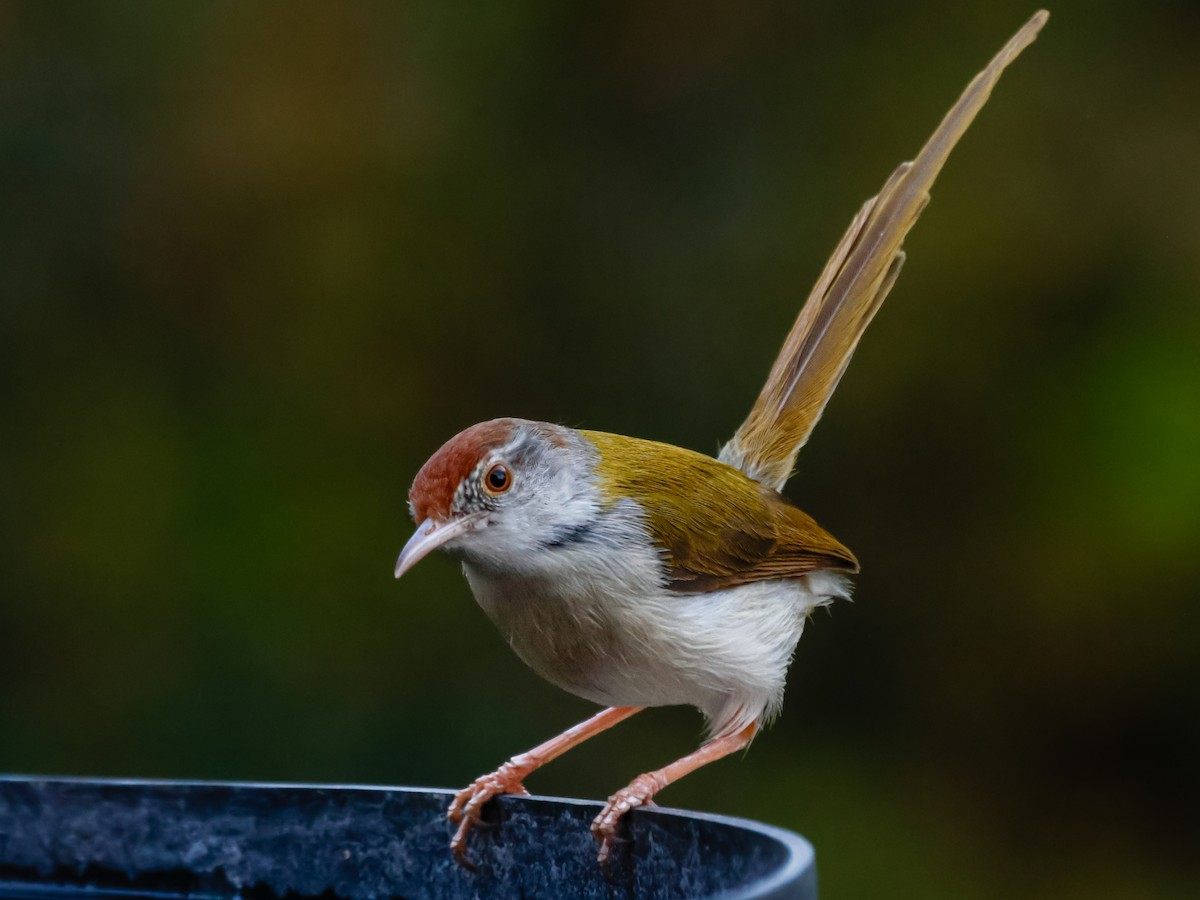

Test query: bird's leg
[592,722,758,864]
[449,705,643,867]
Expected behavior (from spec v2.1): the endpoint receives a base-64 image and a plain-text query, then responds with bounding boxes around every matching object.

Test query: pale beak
[394,514,485,578]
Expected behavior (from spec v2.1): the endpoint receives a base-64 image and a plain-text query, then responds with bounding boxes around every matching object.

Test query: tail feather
[721,10,1048,491]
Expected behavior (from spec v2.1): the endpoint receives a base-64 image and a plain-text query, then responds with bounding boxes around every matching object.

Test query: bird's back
[580,430,858,593]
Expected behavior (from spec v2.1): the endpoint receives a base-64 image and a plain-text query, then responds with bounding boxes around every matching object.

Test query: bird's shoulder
[579,430,858,593]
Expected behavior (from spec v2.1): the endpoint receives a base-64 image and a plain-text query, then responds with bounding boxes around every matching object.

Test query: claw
[445,761,530,869]
[451,818,480,871]
[590,771,667,863]
[597,836,616,866]
[596,831,632,866]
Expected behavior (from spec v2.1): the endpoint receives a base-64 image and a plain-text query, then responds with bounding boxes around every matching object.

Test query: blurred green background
[1,2,1197,897]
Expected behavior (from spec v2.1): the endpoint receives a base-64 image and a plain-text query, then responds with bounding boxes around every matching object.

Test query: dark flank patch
[542,520,595,550]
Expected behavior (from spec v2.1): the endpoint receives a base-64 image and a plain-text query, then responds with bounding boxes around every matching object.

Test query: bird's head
[394,418,598,578]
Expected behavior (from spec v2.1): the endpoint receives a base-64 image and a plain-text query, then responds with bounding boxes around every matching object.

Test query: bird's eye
[484,463,511,494]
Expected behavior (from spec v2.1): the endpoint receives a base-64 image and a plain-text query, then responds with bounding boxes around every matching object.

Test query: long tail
[720,10,1048,491]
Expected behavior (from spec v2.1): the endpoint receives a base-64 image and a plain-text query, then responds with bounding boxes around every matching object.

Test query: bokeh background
[2,2,1197,897]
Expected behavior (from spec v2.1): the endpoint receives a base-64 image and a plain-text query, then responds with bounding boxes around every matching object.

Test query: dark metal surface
[0,777,816,899]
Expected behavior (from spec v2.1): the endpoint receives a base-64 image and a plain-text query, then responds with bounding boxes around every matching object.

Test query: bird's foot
[447,761,531,868]
[591,771,667,864]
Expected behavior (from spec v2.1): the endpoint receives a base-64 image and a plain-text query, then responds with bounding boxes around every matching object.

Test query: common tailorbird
[395,11,1048,867]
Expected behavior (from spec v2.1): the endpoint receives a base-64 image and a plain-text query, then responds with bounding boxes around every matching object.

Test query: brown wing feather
[665,495,858,594]
[583,431,857,595]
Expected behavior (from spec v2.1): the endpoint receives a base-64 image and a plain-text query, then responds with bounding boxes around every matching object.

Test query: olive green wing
[583,431,857,594]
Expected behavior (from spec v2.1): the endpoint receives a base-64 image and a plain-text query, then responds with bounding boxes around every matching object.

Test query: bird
[395,11,1048,867]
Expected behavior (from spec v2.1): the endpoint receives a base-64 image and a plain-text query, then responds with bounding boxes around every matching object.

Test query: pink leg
[448,705,643,867]
[591,722,758,864]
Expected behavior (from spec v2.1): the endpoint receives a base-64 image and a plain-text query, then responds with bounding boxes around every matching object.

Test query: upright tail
[720,11,1048,491]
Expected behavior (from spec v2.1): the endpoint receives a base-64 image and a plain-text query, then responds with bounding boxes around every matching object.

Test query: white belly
[462,561,849,737]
